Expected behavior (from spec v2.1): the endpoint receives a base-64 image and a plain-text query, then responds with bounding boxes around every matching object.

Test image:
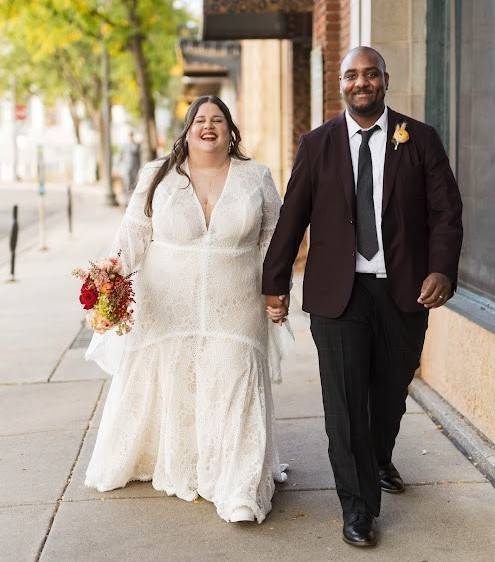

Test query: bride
[85,95,291,523]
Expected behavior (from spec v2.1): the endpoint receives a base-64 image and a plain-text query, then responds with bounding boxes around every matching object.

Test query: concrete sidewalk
[1,193,494,562]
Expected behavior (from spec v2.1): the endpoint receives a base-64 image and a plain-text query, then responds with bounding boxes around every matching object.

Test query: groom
[262,47,463,547]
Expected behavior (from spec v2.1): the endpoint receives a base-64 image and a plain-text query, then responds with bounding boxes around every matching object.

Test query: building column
[291,40,312,156]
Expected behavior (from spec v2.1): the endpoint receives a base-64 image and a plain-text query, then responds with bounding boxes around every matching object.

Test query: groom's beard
[347,89,386,116]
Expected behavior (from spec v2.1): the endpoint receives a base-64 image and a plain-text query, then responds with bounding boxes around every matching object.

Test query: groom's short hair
[340,47,387,73]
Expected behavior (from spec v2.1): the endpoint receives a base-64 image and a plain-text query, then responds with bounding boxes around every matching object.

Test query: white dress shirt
[345,106,388,277]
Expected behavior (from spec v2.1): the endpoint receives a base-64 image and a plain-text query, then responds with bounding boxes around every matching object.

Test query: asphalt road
[0,184,67,241]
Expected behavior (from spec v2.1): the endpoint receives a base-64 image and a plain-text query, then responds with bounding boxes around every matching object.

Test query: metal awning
[202,0,312,41]
[181,39,240,78]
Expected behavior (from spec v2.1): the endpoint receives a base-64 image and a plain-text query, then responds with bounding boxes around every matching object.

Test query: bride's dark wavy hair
[144,95,249,217]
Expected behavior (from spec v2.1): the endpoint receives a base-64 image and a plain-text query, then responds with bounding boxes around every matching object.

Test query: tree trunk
[68,96,82,144]
[85,105,104,181]
[127,0,157,162]
[96,109,106,183]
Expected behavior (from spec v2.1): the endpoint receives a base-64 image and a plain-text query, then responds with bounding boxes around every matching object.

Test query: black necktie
[356,125,380,260]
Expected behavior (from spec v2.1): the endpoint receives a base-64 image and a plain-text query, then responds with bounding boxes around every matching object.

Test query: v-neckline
[186,158,233,233]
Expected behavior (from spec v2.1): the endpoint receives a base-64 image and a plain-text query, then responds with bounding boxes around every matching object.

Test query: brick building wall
[313,0,351,120]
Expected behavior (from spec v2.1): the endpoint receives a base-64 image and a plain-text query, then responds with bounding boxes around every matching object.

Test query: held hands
[417,273,452,309]
[265,295,289,325]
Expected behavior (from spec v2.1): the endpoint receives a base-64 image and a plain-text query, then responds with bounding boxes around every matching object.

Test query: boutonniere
[392,122,409,150]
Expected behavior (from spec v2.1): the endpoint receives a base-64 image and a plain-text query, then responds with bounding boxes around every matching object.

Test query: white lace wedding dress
[85,157,291,523]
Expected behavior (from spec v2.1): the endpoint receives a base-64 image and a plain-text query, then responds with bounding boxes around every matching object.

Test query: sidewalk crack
[35,380,106,561]
[46,326,85,383]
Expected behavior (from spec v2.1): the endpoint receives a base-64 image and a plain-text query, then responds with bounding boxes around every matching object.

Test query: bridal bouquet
[72,252,135,335]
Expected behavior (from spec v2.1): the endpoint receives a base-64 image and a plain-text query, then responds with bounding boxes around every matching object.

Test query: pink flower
[110,257,122,273]
[89,310,113,333]
[97,258,114,271]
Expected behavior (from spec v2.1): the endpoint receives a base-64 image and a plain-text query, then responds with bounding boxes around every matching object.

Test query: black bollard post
[67,184,73,235]
[9,205,19,282]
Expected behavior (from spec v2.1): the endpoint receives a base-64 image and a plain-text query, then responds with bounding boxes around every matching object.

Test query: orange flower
[100,282,114,294]
[392,122,409,150]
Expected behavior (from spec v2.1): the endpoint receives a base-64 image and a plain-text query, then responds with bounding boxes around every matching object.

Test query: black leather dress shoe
[342,512,377,547]
[379,462,405,493]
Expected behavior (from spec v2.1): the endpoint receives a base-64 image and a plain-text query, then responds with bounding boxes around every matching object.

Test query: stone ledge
[410,377,495,486]
[446,287,495,334]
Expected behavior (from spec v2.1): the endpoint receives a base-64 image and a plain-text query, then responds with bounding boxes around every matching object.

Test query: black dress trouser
[310,274,428,517]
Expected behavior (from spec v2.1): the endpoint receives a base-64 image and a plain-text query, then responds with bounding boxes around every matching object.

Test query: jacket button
[349,218,354,224]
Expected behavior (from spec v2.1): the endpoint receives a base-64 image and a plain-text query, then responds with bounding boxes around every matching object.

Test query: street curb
[410,377,495,486]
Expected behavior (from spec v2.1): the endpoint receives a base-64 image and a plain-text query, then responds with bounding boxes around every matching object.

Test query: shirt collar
[345,106,388,139]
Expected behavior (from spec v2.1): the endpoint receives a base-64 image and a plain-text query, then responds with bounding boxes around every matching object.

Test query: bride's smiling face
[187,102,230,155]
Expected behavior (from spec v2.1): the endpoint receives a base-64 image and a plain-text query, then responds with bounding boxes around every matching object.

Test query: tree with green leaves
[0,0,194,162]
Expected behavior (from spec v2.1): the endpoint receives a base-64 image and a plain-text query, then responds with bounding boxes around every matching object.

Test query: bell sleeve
[85,162,158,375]
[109,163,156,275]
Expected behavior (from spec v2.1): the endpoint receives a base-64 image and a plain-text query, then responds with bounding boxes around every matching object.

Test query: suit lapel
[333,113,356,220]
[382,108,404,215]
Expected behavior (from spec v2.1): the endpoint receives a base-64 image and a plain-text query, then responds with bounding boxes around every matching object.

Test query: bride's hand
[265,295,289,325]
[266,306,287,324]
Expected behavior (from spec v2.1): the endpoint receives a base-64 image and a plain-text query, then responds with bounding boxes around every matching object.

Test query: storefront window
[456,0,495,301]
[427,0,495,303]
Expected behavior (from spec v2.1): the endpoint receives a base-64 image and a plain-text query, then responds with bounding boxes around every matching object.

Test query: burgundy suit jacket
[262,108,463,318]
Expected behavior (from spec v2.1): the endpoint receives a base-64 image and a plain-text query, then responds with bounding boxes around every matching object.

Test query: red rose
[80,287,98,310]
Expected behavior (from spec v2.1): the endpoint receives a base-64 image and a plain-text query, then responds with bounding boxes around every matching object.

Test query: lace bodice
[103,158,285,358]
[113,158,281,274]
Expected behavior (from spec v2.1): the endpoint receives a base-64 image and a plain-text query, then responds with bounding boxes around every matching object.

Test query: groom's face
[339,51,389,116]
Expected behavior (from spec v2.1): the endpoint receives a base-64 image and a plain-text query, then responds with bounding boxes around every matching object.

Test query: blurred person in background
[120,130,141,202]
